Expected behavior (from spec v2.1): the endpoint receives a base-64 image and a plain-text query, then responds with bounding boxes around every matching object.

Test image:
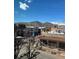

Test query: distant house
[42,24,65,35]
[26,26,42,36]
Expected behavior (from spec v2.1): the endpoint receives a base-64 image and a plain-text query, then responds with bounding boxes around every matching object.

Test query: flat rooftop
[36,35,65,43]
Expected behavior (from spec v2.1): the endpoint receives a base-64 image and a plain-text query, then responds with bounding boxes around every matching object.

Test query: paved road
[20,50,64,59]
[37,51,58,59]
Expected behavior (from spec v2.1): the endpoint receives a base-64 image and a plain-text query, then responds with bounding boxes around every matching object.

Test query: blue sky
[14,0,65,23]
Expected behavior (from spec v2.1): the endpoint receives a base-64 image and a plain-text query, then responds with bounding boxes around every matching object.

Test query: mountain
[43,22,54,27]
[15,21,64,28]
[29,21,43,27]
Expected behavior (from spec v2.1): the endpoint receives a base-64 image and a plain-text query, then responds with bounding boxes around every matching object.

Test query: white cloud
[27,0,32,3]
[19,2,29,10]
[51,22,65,25]
[24,0,32,3]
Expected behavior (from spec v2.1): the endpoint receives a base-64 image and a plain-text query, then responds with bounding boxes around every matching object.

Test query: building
[36,35,65,49]
[41,24,65,35]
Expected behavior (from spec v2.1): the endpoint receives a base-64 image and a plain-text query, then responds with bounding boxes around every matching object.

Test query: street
[20,50,64,59]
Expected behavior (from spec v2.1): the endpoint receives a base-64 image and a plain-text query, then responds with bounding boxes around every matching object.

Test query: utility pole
[28,38,31,59]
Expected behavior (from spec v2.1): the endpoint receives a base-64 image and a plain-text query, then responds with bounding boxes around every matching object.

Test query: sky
[14,0,65,23]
